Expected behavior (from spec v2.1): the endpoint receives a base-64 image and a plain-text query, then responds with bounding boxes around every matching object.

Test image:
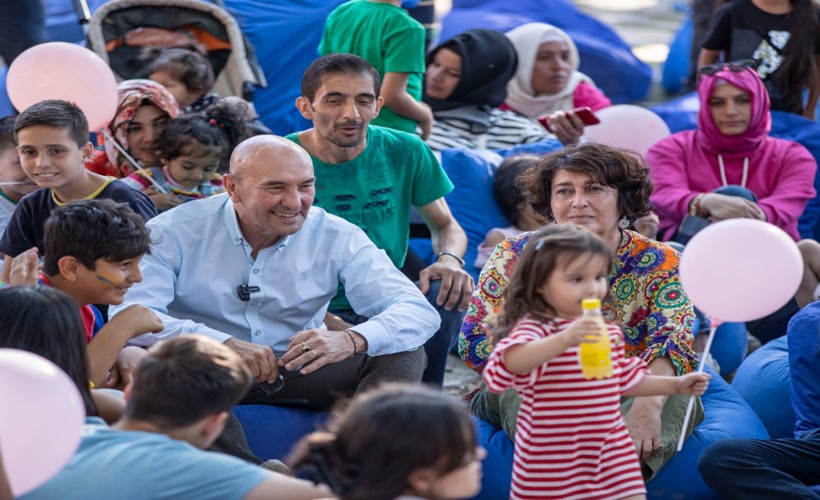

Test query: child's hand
[143,188,181,211]
[8,248,40,286]
[561,318,605,347]
[676,372,711,396]
[108,304,165,339]
[418,102,433,140]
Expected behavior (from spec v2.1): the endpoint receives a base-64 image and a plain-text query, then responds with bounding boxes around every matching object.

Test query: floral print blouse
[458,229,699,376]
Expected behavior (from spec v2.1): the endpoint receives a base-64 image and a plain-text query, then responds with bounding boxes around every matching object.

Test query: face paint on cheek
[96,274,119,286]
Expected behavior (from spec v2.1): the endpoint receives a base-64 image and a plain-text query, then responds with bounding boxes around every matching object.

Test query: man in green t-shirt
[287,53,473,387]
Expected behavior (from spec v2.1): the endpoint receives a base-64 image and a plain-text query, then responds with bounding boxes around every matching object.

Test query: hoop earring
[618,216,630,229]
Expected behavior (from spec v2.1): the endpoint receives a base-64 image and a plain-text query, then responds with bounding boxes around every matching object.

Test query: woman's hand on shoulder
[700,193,765,221]
[633,213,659,240]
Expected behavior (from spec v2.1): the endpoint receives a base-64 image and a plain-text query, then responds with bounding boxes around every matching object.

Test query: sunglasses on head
[697,59,757,79]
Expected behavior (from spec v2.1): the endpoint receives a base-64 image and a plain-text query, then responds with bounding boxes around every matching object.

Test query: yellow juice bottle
[578,298,613,380]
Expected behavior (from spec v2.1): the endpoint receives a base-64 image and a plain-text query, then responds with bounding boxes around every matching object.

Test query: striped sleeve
[483,322,543,393]
[121,172,152,191]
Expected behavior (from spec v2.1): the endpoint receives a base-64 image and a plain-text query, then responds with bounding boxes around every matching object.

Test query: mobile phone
[539,106,601,132]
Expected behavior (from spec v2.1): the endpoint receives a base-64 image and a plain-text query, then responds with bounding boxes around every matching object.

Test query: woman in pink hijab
[646,62,816,242]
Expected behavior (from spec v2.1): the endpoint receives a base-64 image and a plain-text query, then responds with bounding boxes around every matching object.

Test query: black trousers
[698,428,820,499]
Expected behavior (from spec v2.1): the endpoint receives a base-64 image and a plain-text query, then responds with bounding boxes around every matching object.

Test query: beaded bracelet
[344,329,360,356]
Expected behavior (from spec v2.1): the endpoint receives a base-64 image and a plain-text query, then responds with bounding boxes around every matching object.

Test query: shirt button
[255,330,261,336]
[234,237,241,242]
[253,269,260,274]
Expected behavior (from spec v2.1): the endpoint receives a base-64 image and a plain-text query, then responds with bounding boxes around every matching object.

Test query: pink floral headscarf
[99,79,180,177]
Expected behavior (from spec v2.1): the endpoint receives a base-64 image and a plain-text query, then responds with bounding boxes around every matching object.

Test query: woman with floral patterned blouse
[459,142,700,479]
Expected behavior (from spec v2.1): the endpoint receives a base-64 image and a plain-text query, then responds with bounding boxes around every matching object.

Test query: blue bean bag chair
[425,140,562,281]
[0,67,14,118]
[234,405,328,461]
[661,18,692,96]
[707,321,748,376]
[787,302,820,437]
[731,336,794,439]
[438,0,651,104]
[472,365,769,500]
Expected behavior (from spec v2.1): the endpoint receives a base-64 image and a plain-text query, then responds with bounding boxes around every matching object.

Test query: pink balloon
[680,219,803,322]
[7,42,118,131]
[0,349,85,496]
[584,105,671,159]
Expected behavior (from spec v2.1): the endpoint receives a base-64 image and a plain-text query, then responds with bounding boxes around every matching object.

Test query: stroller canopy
[86,0,266,101]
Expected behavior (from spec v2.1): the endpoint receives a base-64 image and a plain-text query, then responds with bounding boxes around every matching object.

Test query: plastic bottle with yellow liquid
[578,298,613,380]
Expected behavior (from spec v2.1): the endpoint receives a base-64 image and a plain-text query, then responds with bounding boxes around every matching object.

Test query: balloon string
[100,129,168,194]
[676,323,716,452]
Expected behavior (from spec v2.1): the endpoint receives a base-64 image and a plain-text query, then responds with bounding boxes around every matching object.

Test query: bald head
[229,135,312,177]
[223,135,316,248]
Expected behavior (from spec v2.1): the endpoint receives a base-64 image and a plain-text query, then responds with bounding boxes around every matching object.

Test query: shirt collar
[222,198,292,250]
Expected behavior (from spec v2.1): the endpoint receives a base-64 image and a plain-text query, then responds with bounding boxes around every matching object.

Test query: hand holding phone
[539,106,600,133]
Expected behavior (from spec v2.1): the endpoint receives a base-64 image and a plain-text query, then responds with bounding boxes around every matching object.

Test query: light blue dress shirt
[114,194,439,355]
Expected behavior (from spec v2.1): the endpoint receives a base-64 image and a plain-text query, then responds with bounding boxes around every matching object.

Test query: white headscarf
[505,23,595,118]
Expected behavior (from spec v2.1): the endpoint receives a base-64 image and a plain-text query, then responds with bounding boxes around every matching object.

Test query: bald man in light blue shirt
[113,135,437,409]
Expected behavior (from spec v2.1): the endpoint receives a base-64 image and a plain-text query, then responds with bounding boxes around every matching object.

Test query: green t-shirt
[287,125,453,310]
[318,0,426,134]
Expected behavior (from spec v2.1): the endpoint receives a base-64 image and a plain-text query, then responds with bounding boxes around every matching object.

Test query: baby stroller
[85,0,267,102]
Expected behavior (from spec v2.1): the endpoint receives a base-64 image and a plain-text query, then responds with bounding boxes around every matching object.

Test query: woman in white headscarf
[504,22,611,145]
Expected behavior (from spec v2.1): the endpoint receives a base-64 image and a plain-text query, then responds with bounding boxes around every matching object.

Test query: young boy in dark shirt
[0,99,156,281]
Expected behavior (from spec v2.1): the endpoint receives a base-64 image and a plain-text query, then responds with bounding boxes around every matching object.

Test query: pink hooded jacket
[646,68,816,241]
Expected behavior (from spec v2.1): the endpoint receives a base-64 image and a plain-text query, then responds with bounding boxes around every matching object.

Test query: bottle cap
[581,298,601,310]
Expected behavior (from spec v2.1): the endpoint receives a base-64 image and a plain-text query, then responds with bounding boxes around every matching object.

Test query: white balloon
[0,349,85,496]
[584,105,671,159]
[680,219,803,322]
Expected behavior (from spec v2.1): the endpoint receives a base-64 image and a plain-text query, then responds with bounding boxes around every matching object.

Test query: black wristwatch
[436,250,465,268]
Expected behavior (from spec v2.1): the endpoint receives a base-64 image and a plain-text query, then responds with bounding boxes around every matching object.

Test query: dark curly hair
[288,384,478,500]
[516,142,653,222]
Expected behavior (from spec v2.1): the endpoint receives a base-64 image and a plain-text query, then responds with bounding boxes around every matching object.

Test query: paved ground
[440,0,690,397]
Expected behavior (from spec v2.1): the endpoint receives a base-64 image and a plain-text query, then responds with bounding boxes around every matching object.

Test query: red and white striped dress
[483,316,649,500]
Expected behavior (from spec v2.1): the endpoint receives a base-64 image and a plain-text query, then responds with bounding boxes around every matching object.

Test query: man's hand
[279,328,361,375]
[224,337,278,383]
[8,247,39,286]
[418,260,475,312]
[107,304,165,339]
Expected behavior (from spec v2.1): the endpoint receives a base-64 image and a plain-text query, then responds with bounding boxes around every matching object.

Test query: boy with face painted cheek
[0,99,157,282]
[21,199,165,389]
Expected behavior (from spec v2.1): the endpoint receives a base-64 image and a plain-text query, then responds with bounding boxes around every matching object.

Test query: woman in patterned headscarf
[458,142,701,481]
[87,79,180,178]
